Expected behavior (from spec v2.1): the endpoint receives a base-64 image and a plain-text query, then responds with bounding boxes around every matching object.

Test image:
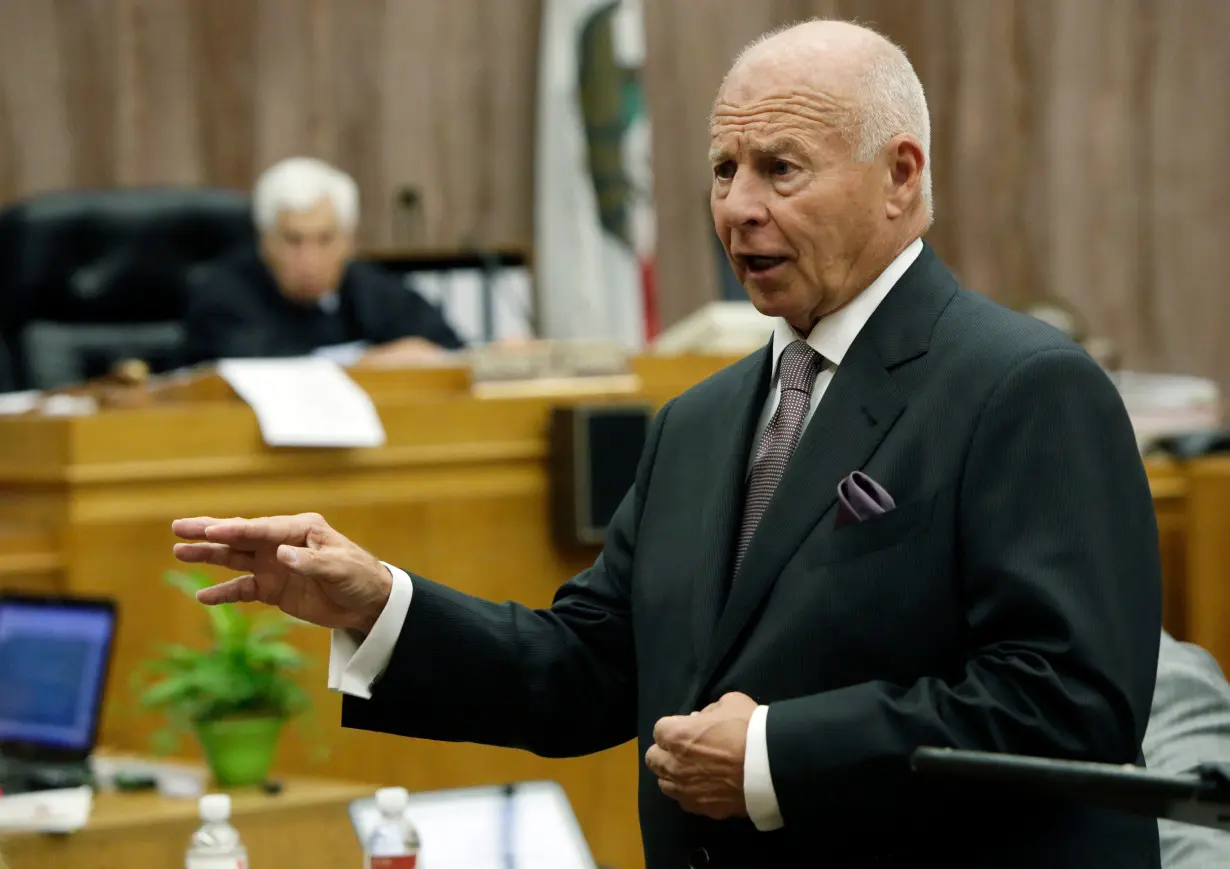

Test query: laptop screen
[0,595,117,757]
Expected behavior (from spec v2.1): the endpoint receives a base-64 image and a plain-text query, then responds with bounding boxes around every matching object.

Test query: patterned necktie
[733,340,823,577]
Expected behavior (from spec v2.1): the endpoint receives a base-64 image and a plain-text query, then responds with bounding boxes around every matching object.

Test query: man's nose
[720,172,770,227]
[298,245,325,269]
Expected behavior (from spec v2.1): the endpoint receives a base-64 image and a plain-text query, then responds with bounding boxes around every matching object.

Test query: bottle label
[186,857,246,869]
[367,857,417,869]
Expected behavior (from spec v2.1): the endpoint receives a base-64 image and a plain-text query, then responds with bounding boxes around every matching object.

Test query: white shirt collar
[770,237,923,374]
[318,292,341,315]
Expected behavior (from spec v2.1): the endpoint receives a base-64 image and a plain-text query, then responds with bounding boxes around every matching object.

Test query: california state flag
[534,0,658,349]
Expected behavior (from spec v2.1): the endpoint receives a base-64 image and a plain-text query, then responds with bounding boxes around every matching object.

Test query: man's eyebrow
[707,138,807,164]
[757,139,806,157]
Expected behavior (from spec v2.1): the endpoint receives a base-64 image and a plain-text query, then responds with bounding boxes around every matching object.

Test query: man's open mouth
[740,255,788,274]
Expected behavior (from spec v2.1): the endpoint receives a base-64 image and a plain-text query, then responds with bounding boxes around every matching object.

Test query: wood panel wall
[0,0,541,251]
[2,0,1228,387]
[645,0,1230,382]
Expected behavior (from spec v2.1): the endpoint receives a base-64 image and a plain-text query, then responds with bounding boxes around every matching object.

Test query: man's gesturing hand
[645,691,757,821]
[171,513,391,634]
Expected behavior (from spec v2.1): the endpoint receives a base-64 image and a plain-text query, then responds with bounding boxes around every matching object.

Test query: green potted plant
[133,569,319,787]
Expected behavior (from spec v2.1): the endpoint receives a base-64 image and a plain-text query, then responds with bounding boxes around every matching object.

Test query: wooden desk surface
[1,773,373,869]
[0,356,728,485]
[88,775,372,833]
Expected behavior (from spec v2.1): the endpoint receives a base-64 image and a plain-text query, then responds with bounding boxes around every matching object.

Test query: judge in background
[180,157,464,367]
[172,19,1162,869]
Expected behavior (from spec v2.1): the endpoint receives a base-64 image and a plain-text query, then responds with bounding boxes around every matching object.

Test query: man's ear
[884,134,925,219]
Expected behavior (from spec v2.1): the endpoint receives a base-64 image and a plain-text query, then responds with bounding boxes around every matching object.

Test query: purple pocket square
[835,471,896,529]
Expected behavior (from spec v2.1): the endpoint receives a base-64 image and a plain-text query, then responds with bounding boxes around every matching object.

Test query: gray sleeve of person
[1143,630,1230,867]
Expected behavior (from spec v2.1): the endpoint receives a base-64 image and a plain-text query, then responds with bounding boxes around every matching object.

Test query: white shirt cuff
[327,563,413,699]
[744,703,783,831]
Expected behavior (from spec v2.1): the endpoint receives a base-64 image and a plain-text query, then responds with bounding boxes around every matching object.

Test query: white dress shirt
[327,237,924,832]
[740,238,922,829]
[318,292,341,315]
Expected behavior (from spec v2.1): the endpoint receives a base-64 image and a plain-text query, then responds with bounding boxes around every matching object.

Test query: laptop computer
[0,591,118,795]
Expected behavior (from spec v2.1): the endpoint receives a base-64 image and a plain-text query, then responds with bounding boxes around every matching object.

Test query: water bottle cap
[199,793,232,822]
[375,786,410,815]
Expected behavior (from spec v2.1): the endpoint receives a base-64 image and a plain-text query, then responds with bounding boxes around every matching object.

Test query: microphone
[392,186,423,247]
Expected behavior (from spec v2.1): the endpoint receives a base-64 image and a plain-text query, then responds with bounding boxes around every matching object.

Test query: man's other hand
[171,513,392,633]
[645,691,757,820]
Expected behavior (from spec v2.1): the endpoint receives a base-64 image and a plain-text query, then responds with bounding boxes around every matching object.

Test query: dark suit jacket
[180,249,464,365]
[342,243,1162,868]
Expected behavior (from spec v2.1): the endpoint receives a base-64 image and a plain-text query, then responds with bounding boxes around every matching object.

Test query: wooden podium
[0,354,1217,869]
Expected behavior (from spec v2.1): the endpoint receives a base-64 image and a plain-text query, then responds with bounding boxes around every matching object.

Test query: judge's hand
[171,513,391,633]
[358,336,446,367]
[645,691,757,820]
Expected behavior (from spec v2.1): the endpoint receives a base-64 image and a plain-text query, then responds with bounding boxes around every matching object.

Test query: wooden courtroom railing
[1149,456,1190,640]
[0,358,1215,869]
[1182,457,1230,673]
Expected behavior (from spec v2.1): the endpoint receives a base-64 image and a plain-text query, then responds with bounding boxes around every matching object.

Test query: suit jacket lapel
[684,346,905,706]
[685,242,956,706]
[686,346,772,669]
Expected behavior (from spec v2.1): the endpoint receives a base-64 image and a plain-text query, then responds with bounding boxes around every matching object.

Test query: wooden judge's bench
[0,356,1227,869]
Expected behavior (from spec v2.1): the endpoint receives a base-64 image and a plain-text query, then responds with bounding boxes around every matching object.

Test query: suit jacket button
[687,847,710,868]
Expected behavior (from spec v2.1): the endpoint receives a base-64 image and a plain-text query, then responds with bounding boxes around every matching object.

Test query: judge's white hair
[252,157,360,231]
[727,20,933,221]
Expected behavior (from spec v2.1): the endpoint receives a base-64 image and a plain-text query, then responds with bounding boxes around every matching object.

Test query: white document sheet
[0,390,40,415]
[349,781,596,869]
[218,357,386,448]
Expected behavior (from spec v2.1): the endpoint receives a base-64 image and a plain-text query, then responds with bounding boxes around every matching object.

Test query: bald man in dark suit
[172,20,1161,868]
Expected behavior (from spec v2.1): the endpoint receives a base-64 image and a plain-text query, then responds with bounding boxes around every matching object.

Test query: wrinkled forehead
[708,87,851,161]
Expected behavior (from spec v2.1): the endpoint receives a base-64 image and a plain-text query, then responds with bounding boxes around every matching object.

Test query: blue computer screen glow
[0,602,114,751]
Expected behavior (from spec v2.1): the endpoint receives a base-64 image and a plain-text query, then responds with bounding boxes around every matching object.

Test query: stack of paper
[1111,371,1222,450]
[0,786,92,833]
[218,357,386,448]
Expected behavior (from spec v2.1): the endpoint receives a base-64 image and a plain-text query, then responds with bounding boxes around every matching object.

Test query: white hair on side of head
[251,157,360,232]
[721,19,934,222]
[852,37,933,222]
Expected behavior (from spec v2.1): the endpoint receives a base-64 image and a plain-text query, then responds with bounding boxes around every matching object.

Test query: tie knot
[779,340,821,392]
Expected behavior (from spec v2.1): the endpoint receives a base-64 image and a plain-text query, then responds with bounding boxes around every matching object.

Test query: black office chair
[0,334,16,393]
[0,187,257,390]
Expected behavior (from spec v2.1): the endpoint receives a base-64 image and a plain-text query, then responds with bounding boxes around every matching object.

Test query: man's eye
[772,160,794,176]
[713,161,735,180]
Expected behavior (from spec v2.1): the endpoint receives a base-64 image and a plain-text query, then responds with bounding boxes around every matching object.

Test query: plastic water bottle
[185,793,248,869]
[365,786,421,868]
